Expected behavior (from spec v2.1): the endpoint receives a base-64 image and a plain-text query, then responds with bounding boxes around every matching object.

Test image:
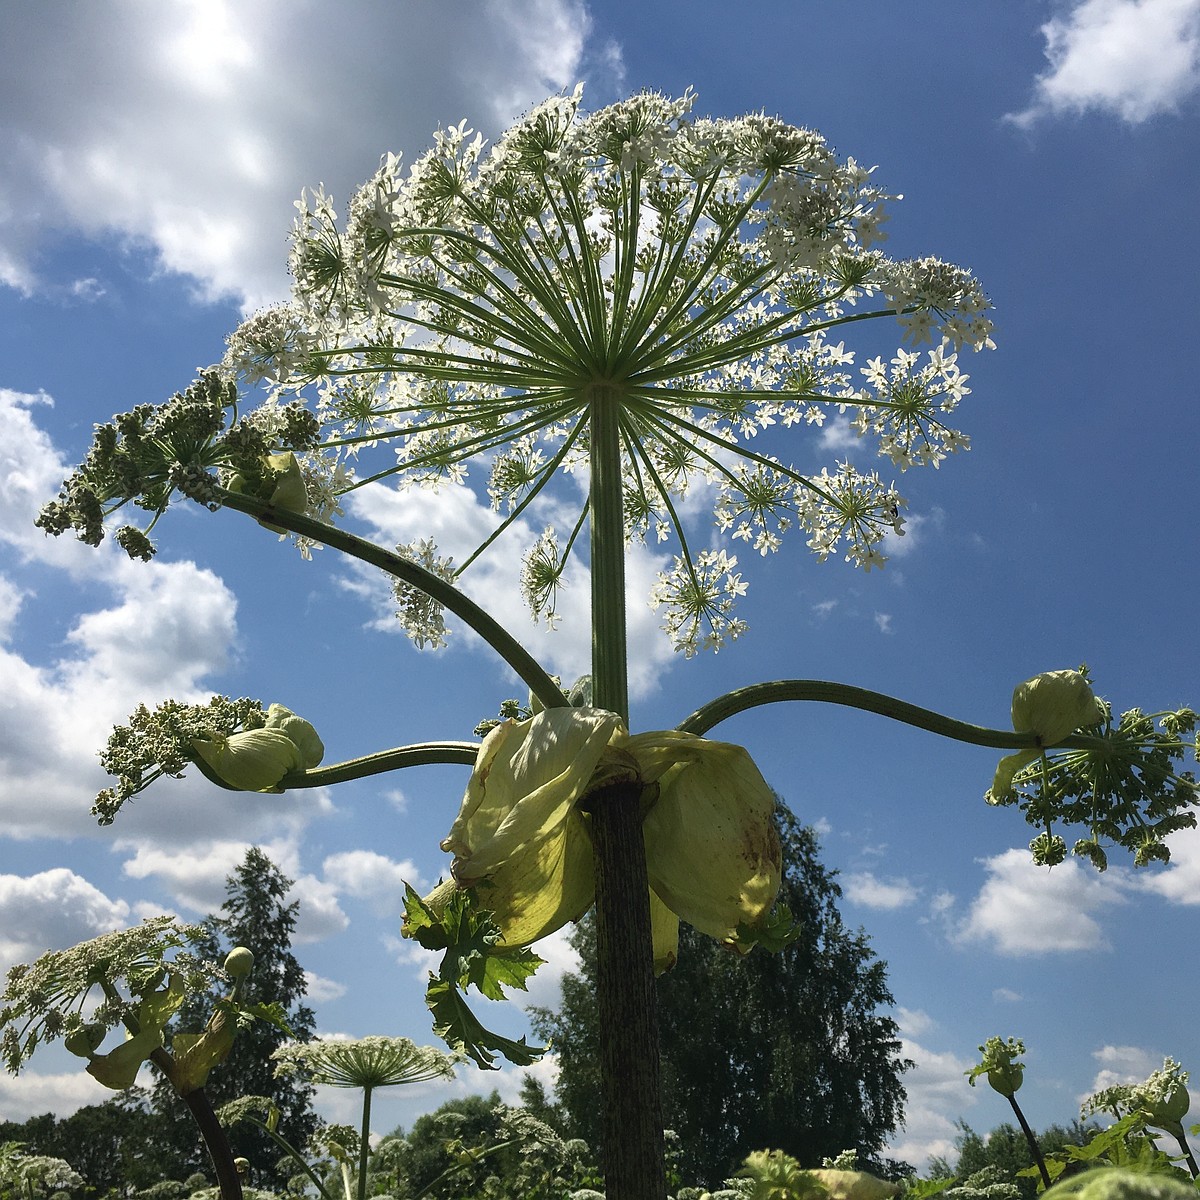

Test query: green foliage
[1027,1114,1192,1187]
[531,807,911,1188]
[385,1091,605,1200]
[0,1097,172,1194]
[401,883,545,1069]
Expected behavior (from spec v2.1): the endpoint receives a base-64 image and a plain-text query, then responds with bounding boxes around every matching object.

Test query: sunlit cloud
[954,848,1129,954]
[1008,0,1200,127]
[1,1,620,308]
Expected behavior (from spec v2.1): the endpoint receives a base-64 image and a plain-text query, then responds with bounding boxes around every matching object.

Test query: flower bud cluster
[987,671,1198,870]
[93,696,266,824]
[36,369,326,560]
[191,703,323,792]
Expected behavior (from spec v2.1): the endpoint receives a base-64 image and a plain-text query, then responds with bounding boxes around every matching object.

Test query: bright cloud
[346,481,676,699]
[843,871,919,910]
[321,850,424,917]
[1134,826,1200,905]
[0,1067,111,1122]
[1086,1043,1163,1094]
[0,868,131,962]
[304,970,348,1004]
[955,848,1128,954]
[1009,0,1200,126]
[0,389,256,842]
[886,1038,981,1170]
[0,1,617,306]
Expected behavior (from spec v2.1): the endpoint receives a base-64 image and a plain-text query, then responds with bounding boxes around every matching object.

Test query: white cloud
[883,507,944,561]
[304,970,348,1004]
[0,389,263,843]
[896,1007,937,1037]
[346,480,676,699]
[1008,0,1200,127]
[0,388,94,573]
[120,840,260,913]
[993,987,1024,1003]
[322,850,423,916]
[509,926,581,1013]
[873,612,894,635]
[843,871,919,910]
[290,874,352,943]
[117,837,349,943]
[955,848,1128,954]
[886,1038,981,1170]
[1133,826,1200,905]
[818,416,861,453]
[1086,1043,1162,1094]
[0,868,131,962]
[0,1,617,307]
[0,1067,112,1122]
[0,575,24,638]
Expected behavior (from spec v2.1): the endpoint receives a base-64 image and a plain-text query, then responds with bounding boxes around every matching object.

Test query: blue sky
[2,0,1199,1171]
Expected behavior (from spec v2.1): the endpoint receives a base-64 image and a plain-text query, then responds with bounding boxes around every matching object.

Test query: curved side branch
[215,488,566,712]
[676,679,1099,751]
[286,741,480,788]
[191,742,480,793]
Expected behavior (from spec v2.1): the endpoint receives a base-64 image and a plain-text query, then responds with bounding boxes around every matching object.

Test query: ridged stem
[586,384,665,1200]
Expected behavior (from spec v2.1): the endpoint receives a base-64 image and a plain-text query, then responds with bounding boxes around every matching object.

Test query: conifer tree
[152,847,319,1187]
[531,807,911,1188]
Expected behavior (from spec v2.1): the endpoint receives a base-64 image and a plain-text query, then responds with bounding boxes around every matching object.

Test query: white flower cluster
[391,538,456,649]
[649,549,749,657]
[218,86,993,653]
[854,343,973,471]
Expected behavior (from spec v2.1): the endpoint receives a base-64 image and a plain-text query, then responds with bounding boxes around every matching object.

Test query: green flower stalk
[968,1037,1051,1189]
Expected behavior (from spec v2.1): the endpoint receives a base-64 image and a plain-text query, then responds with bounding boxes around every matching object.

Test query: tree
[0,1096,174,1195]
[531,806,911,1188]
[151,848,319,1188]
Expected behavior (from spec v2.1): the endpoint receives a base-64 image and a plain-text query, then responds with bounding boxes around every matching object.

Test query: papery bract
[429,709,782,967]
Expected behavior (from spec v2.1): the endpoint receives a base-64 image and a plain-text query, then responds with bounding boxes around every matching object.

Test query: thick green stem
[580,780,667,1200]
[586,384,665,1200]
[358,1086,373,1200]
[1007,1093,1051,1190]
[588,386,629,723]
[214,487,566,713]
[175,1076,245,1200]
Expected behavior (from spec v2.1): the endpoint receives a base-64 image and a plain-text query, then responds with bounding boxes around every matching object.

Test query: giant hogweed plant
[16,89,1199,1200]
